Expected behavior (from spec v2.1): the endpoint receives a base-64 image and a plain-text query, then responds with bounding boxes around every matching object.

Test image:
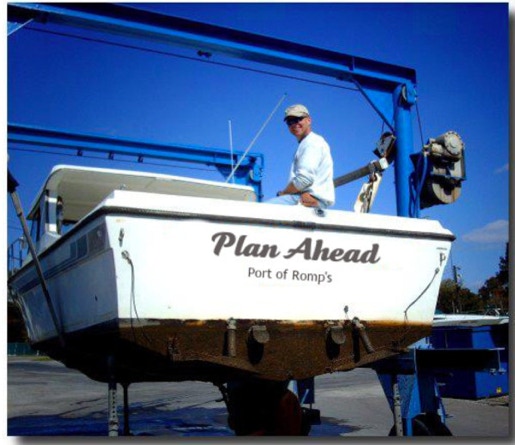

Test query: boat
[432,311,509,327]
[430,309,509,399]
[8,164,455,384]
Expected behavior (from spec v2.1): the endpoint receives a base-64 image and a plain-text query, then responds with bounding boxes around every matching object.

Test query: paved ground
[7,356,510,438]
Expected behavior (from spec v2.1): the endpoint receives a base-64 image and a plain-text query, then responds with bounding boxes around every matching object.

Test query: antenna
[228,120,234,183]
[225,93,287,183]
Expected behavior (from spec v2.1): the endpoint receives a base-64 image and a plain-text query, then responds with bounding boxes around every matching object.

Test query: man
[267,104,335,208]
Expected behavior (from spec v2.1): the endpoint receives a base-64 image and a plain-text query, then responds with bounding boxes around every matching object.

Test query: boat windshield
[29,165,257,227]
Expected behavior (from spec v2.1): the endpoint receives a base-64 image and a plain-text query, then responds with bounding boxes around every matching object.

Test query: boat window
[56,196,64,235]
[44,190,50,227]
[29,208,41,242]
[55,196,75,236]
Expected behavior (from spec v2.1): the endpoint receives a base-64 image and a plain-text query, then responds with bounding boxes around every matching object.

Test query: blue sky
[6,3,510,293]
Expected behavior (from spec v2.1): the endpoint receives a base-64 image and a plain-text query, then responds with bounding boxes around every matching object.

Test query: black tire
[421,413,453,436]
[388,414,453,436]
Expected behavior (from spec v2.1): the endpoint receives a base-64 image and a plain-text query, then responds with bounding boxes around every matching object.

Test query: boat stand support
[107,355,119,436]
[371,342,450,436]
[108,381,119,436]
[391,376,404,436]
[371,336,504,435]
[122,383,131,436]
[106,355,132,436]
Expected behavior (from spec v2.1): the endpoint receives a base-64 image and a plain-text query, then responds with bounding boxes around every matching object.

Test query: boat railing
[7,237,26,276]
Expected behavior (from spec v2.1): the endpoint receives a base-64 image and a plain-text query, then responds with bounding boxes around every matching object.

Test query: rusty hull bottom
[34,319,431,384]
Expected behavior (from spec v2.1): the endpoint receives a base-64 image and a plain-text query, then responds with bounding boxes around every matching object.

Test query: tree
[458,287,485,313]
[437,279,483,314]
[497,242,509,289]
[478,242,509,314]
[437,279,460,313]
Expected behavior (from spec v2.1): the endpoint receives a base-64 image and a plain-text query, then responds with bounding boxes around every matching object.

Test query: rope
[415,100,426,148]
[397,265,441,345]
[404,267,440,322]
[409,150,428,217]
[122,250,152,343]
[407,100,429,217]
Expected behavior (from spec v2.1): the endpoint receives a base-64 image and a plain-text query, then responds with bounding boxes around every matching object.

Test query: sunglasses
[285,116,306,126]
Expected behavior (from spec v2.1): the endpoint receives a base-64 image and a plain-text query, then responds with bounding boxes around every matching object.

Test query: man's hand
[300,192,319,207]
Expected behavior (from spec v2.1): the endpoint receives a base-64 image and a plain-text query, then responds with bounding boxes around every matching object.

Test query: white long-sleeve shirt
[289,131,335,206]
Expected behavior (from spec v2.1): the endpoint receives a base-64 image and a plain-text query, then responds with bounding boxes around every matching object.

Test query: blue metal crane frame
[7,123,265,198]
[8,2,419,215]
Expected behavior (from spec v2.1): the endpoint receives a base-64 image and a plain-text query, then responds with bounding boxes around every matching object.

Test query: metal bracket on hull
[326,324,347,360]
[326,325,346,346]
[247,325,269,365]
[351,317,375,362]
[248,325,270,345]
[226,318,237,358]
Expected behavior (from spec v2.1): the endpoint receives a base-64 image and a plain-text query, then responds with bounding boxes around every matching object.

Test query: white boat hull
[9,191,454,382]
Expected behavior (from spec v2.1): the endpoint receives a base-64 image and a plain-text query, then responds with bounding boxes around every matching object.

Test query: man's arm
[277,182,301,196]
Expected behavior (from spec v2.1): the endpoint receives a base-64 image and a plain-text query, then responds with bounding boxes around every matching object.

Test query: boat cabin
[26,165,257,254]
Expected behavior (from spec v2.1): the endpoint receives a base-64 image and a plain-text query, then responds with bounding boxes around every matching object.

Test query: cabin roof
[28,165,257,222]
